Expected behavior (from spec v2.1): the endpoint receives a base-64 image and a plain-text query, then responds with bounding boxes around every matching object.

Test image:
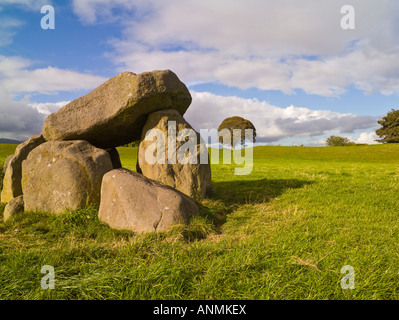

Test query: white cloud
[0,16,24,47]
[74,0,399,98]
[185,91,378,145]
[29,101,69,116]
[72,0,123,24]
[72,0,148,24]
[290,44,399,96]
[0,55,104,139]
[0,88,45,140]
[86,0,399,55]
[0,89,379,145]
[353,132,379,145]
[0,56,107,94]
[0,93,68,141]
[0,0,51,11]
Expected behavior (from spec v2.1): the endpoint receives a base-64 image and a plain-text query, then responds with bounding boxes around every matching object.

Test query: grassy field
[1,143,399,299]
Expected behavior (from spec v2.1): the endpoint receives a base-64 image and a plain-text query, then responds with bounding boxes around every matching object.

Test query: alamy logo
[41,5,55,30]
[340,5,355,30]
[41,265,55,289]
[340,265,355,289]
[143,122,254,175]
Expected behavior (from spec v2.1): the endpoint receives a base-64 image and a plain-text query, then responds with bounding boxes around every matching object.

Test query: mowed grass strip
[0,144,399,299]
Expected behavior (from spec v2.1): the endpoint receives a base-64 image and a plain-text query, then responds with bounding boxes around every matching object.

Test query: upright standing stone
[42,70,192,148]
[3,155,13,172]
[22,140,113,214]
[137,109,212,201]
[1,134,45,203]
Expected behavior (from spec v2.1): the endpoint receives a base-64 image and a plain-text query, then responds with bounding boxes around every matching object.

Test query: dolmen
[1,70,212,233]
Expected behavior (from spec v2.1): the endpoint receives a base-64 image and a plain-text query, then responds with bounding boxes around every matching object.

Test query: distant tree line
[325,108,399,146]
[375,109,399,143]
[121,109,399,148]
[325,136,366,147]
[325,136,351,146]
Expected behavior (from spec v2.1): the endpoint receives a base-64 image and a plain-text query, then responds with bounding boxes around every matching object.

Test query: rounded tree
[376,109,399,143]
[325,135,351,146]
[217,116,256,149]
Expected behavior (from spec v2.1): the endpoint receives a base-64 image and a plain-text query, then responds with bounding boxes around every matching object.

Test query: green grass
[1,144,399,299]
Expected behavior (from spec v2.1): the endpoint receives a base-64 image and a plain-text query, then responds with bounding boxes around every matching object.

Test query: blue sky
[1,0,399,145]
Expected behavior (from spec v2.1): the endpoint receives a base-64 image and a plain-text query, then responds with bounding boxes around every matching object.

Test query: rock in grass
[41,70,192,148]
[137,109,212,200]
[22,140,113,214]
[1,134,46,204]
[3,195,24,221]
[98,168,199,233]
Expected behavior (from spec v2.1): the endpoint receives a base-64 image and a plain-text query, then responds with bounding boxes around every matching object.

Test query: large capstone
[41,70,192,148]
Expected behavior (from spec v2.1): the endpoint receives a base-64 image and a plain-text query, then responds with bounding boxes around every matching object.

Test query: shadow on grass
[198,178,313,231]
[0,176,313,244]
[213,178,313,206]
